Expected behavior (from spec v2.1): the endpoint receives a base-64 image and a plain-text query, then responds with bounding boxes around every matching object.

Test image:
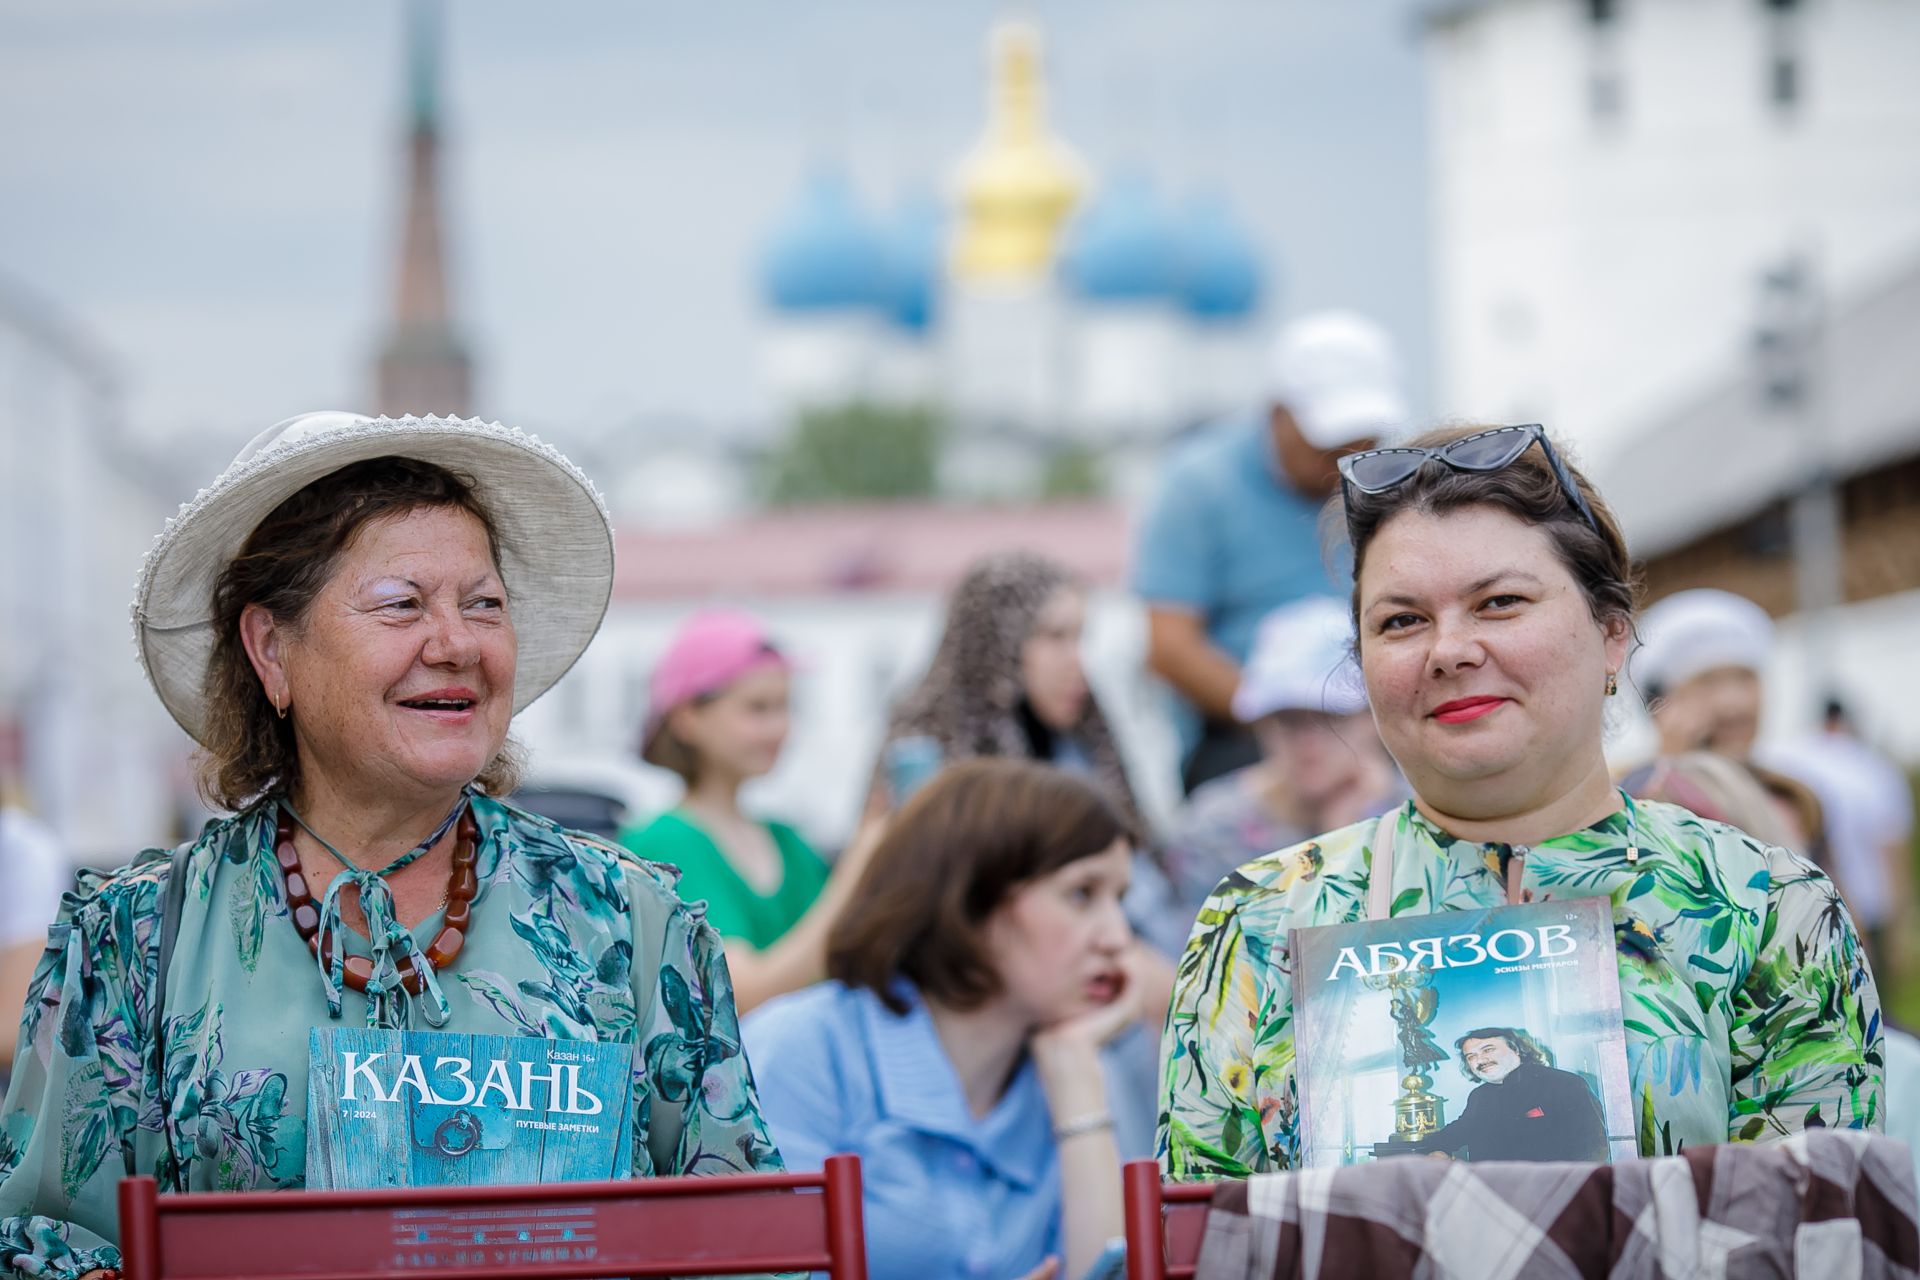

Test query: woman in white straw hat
[0,413,782,1279]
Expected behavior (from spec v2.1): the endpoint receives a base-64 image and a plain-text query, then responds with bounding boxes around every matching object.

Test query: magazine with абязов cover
[1290,897,1633,1168]
[306,1026,635,1189]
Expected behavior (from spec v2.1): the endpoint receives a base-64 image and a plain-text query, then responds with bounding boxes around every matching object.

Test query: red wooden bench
[116,1152,867,1280]
[1122,1158,1217,1280]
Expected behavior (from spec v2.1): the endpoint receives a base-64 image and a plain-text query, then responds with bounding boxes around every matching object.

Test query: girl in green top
[623,610,876,1014]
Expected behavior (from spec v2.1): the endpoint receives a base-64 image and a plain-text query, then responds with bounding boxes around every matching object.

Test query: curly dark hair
[1336,425,1641,641]
[197,455,523,810]
[1453,1025,1553,1083]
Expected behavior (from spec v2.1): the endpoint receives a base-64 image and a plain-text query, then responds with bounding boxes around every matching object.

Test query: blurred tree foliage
[760,401,946,505]
[1041,442,1105,499]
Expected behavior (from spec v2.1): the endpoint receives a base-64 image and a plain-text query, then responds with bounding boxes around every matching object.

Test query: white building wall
[0,307,183,865]
[938,433,1047,501]
[941,281,1070,430]
[1181,325,1267,428]
[759,314,881,415]
[1428,0,1920,465]
[607,447,748,530]
[1069,305,1185,437]
[867,330,939,407]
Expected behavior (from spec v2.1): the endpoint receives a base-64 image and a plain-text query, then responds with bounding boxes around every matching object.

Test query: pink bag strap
[1366,816,1396,921]
[1367,812,1529,920]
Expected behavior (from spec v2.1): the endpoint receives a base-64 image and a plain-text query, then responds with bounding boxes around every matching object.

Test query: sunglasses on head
[1335,424,1602,537]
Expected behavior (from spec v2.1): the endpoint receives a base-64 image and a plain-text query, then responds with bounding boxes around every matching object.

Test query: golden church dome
[950,21,1088,284]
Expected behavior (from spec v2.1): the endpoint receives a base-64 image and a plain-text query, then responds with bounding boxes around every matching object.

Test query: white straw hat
[132,411,614,745]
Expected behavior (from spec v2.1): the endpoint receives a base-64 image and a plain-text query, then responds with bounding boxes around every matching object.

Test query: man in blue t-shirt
[1133,311,1409,793]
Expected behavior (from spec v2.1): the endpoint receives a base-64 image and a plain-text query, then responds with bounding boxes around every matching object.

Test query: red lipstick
[1431,696,1507,724]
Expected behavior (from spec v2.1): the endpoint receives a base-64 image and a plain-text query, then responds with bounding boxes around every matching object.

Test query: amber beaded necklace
[275,792,476,1026]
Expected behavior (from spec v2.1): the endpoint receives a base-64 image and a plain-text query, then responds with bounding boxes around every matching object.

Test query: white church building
[754,20,1269,505]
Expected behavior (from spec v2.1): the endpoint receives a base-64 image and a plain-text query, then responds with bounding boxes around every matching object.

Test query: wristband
[1052,1111,1113,1141]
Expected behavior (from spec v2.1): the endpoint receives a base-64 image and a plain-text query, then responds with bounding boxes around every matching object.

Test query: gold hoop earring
[274,694,288,720]
[1605,673,1619,697]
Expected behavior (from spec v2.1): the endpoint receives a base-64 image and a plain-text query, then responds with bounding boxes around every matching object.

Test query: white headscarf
[1633,589,1773,694]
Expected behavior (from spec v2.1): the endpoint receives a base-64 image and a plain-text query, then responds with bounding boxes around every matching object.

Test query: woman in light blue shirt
[865,550,1180,1157]
[745,760,1139,1280]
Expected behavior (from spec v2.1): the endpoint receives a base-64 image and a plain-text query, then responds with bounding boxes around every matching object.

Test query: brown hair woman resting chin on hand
[748,760,1141,1280]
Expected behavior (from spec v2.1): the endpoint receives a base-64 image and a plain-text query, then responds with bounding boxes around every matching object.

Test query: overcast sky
[1,0,1433,462]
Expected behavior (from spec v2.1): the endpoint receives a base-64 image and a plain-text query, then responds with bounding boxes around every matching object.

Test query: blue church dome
[1174,196,1263,322]
[881,194,944,334]
[760,169,886,311]
[1062,173,1178,302]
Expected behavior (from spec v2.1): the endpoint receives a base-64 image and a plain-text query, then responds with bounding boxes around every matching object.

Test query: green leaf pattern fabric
[0,794,782,1277]
[1157,798,1883,1181]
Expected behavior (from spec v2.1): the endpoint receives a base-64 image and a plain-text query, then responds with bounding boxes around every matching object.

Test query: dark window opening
[1590,71,1624,122]
[1736,504,1794,559]
[1764,0,1804,114]
[1771,53,1799,108]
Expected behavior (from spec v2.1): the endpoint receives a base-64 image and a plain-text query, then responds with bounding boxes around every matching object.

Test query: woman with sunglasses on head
[1159,424,1882,1179]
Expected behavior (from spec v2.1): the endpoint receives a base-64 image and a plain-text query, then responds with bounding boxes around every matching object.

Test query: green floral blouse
[1158,798,1883,1180]
[0,793,782,1278]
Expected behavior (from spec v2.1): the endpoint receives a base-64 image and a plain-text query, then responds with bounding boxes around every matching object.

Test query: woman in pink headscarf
[621,609,877,1014]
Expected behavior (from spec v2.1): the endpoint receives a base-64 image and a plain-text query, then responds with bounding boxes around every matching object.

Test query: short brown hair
[1340,425,1640,637]
[198,456,523,811]
[827,758,1130,1015]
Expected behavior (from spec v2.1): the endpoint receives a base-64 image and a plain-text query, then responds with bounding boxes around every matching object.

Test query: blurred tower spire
[376,0,472,417]
[950,21,1086,283]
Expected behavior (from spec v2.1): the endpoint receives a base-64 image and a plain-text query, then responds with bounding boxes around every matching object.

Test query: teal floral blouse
[1159,798,1883,1179]
[0,793,782,1277]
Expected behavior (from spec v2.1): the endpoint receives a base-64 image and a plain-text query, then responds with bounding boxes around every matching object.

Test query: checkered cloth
[1193,1131,1919,1279]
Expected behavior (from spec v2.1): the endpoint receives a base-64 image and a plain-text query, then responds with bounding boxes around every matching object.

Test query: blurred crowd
[0,309,1912,1280]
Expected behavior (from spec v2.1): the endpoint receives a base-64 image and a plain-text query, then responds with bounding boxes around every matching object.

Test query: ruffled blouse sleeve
[1,856,169,1278]
[1728,837,1883,1139]
[612,850,784,1179]
[1158,867,1297,1179]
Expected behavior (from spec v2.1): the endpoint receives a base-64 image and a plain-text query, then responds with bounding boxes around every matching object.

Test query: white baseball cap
[1231,596,1368,724]
[1267,311,1409,449]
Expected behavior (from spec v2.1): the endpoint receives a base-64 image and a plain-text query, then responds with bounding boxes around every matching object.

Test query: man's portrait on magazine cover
[1403,1026,1611,1163]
